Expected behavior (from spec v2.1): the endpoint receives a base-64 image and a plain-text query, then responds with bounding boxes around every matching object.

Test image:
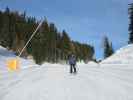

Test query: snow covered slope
[101,44,133,65]
[0,46,37,72]
[0,45,133,100]
[1,64,133,100]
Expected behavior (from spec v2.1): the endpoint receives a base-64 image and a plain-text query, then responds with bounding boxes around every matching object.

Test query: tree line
[0,7,95,64]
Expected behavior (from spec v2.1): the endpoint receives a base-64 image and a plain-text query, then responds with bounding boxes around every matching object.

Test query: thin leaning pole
[18,20,43,57]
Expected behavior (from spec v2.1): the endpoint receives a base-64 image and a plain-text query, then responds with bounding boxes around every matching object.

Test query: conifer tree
[129,3,133,44]
[61,30,71,60]
[0,7,10,47]
[103,36,114,58]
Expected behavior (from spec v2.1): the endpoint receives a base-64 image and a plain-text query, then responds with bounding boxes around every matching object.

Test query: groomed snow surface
[0,45,133,100]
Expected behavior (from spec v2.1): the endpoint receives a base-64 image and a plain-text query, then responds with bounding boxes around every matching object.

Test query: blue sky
[0,0,132,59]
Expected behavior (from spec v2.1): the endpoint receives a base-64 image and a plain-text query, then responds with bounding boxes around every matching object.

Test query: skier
[68,54,77,74]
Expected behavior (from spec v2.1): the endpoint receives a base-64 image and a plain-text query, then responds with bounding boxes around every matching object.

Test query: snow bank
[0,46,37,72]
[87,61,98,66]
[77,61,98,67]
[77,60,85,66]
[101,44,133,65]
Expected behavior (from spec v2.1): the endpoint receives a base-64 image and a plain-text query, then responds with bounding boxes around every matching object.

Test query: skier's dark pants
[70,64,76,73]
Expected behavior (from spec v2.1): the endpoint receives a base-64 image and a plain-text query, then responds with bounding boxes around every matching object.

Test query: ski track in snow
[0,64,133,100]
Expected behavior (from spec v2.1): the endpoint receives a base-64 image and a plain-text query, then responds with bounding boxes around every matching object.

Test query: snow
[0,46,37,72]
[101,44,133,65]
[0,45,133,100]
[87,61,98,66]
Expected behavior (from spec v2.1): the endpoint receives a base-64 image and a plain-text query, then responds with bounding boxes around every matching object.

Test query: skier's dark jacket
[68,55,76,65]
